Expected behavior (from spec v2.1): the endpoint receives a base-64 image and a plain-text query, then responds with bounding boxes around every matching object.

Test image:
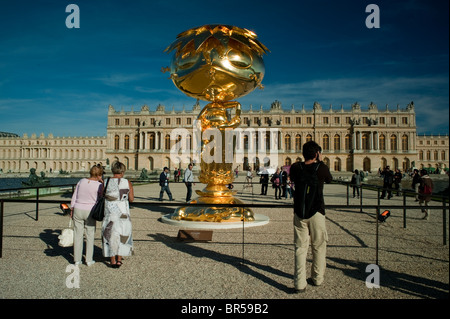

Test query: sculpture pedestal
[161,213,269,229]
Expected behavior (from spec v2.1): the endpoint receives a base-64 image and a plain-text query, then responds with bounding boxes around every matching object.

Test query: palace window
[124,135,130,150]
[187,118,192,125]
[402,117,408,124]
[334,134,341,150]
[345,134,352,150]
[295,134,302,151]
[176,118,181,125]
[322,134,329,151]
[296,117,301,124]
[323,117,329,124]
[306,134,312,143]
[419,151,423,160]
[334,117,340,124]
[114,135,119,150]
[390,135,397,151]
[149,133,155,150]
[306,117,312,124]
[134,135,139,150]
[165,135,171,150]
[125,119,129,126]
[285,134,291,151]
[285,117,291,124]
[115,119,119,125]
[401,134,409,151]
[379,134,386,150]
[379,117,385,124]
[166,118,170,125]
[391,117,397,124]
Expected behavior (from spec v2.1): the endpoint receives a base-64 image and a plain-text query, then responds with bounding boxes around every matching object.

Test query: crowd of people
[67,141,443,294]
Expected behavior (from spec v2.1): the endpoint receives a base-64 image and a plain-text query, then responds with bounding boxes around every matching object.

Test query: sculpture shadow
[148,233,293,294]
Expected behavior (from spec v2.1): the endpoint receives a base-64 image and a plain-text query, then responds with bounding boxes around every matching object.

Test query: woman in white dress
[102,161,134,268]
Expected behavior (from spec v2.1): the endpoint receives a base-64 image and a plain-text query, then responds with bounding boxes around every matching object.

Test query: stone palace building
[0,100,448,174]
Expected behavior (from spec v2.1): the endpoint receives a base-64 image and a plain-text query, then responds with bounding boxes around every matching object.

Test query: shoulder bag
[90,178,110,221]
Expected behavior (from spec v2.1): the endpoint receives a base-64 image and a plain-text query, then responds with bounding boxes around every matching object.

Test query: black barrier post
[242,217,245,266]
[403,192,407,228]
[376,205,379,265]
[443,199,447,246]
[346,183,349,206]
[35,187,39,221]
[0,200,3,258]
[359,185,363,213]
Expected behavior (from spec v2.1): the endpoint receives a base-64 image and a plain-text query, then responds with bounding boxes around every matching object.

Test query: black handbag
[90,178,110,221]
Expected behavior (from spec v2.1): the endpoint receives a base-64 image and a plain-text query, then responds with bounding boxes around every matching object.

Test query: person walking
[351,169,361,198]
[271,168,282,199]
[289,141,332,293]
[70,164,104,266]
[159,167,174,201]
[183,163,194,202]
[259,167,269,195]
[380,166,394,199]
[393,168,403,196]
[411,169,421,201]
[418,169,434,220]
[102,161,134,268]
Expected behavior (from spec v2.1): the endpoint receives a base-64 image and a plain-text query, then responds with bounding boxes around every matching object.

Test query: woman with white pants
[70,165,104,266]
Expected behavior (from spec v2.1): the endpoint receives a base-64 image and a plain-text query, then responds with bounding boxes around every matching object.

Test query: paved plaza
[0,176,448,303]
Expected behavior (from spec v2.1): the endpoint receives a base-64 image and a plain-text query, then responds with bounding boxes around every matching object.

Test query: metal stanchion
[0,200,3,258]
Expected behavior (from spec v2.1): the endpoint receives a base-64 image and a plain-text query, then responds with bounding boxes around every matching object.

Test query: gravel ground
[1,177,448,308]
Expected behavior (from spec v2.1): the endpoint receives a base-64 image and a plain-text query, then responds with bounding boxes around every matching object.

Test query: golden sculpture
[164,24,269,222]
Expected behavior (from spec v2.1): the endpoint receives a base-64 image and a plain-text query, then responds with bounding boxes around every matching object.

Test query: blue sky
[0,0,448,137]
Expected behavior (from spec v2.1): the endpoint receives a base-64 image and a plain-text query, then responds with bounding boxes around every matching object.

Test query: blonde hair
[90,164,103,178]
[111,161,126,175]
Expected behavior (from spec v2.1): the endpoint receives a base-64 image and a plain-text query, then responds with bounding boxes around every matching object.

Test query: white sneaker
[86,261,96,267]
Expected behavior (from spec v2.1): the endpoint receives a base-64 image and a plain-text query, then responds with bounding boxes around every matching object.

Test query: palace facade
[1,101,448,174]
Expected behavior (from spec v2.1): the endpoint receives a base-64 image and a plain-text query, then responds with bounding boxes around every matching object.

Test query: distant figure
[259,167,269,195]
[380,166,394,199]
[183,163,194,202]
[411,169,421,201]
[418,169,434,220]
[351,169,361,198]
[159,167,173,201]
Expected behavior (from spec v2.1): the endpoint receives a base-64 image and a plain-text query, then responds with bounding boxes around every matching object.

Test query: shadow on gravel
[328,256,449,299]
[148,233,293,294]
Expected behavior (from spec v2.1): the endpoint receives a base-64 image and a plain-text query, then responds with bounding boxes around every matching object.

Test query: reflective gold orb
[164,24,269,102]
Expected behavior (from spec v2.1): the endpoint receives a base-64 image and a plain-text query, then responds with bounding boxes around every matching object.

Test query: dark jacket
[290,161,332,216]
[159,172,169,187]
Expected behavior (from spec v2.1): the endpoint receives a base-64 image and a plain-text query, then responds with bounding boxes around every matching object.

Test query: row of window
[419,150,447,161]
[113,133,413,152]
[112,115,412,127]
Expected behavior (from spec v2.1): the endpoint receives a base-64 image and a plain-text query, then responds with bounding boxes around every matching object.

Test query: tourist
[380,166,394,199]
[259,167,269,195]
[351,169,361,198]
[246,167,253,187]
[70,164,104,266]
[290,141,332,293]
[102,161,134,268]
[271,168,282,200]
[411,169,421,201]
[183,163,194,202]
[281,167,288,199]
[418,169,434,220]
[393,168,403,196]
[286,176,293,199]
[159,167,174,201]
